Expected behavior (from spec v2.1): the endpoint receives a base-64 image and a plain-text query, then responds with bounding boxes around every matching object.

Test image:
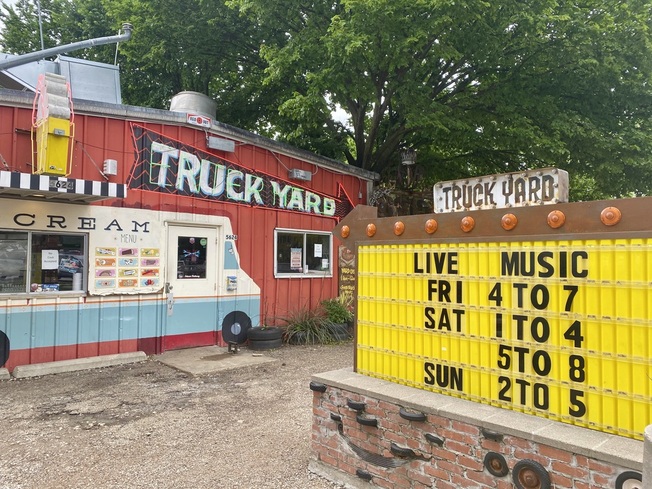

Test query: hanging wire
[76,140,109,180]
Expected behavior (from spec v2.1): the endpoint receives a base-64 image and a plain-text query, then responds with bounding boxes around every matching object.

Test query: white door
[166,225,218,297]
[163,224,220,349]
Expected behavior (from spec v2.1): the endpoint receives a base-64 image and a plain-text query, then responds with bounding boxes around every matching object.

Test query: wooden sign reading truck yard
[433,168,569,213]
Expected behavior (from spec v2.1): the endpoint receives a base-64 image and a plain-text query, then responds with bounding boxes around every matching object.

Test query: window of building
[0,231,86,294]
[274,229,332,277]
[176,235,208,279]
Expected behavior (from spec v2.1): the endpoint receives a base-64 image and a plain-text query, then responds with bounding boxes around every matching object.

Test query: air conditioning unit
[288,169,312,182]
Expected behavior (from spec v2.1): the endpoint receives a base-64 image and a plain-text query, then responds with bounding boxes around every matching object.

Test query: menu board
[94,247,160,290]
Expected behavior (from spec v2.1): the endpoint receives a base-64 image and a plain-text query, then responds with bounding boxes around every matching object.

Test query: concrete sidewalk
[2,345,276,379]
[155,345,277,375]
[10,351,148,379]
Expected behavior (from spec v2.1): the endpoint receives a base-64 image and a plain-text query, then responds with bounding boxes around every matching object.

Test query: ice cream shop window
[274,229,332,277]
[0,231,86,294]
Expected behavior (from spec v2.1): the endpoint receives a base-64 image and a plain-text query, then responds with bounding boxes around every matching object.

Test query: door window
[176,236,208,279]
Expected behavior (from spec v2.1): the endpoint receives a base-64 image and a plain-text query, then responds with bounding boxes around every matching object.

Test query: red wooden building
[0,73,376,371]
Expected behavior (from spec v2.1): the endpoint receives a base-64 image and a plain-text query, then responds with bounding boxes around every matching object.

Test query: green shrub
[281,305,345,345]
[321,297,354,324]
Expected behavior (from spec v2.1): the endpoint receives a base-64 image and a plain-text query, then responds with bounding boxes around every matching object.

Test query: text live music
[416,249,589,419]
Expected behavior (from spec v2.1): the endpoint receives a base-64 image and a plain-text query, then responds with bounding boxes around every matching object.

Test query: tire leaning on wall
[247,326,283,350]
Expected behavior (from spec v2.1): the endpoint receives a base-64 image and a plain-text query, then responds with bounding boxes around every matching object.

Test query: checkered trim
[0,171,127,199]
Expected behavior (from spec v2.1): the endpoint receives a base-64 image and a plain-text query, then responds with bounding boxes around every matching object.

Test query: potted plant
[321,296,354,341]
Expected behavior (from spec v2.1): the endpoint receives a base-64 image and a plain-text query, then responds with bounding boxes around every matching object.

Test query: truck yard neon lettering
[129,127,347,218]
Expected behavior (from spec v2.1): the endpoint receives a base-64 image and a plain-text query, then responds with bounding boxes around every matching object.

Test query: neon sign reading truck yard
[150,141,335,215]
[129,127,347,218]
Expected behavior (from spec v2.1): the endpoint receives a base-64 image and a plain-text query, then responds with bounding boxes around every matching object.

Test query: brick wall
[310,370,644,489]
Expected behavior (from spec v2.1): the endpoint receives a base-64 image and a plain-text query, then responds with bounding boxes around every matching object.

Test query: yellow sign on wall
[356,239,652,440]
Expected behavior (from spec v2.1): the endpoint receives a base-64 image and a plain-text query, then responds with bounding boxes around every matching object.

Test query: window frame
[273,228,333,278]
[0,229,88,296]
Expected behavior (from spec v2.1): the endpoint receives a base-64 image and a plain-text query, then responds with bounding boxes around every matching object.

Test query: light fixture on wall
[103,159,118,176]
[288,168,312,182]
[207,136,235,153]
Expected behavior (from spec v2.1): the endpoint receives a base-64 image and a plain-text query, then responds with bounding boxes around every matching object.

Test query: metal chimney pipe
[0,23,133,71]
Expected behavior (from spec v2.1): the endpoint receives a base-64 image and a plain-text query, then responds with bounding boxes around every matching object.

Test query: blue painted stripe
[0,296,260,350]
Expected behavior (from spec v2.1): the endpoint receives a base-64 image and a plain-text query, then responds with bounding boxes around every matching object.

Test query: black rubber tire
[481,428,504,441]
[309,381,327,393]
[484,452,509,477]
[248,337,283,350]
[0,330,8,367]
[390,442,416,458]
[221,311,252,344]
[347,399,366,411]
[615,471,642,489]
[399,407,427,422]
[247,326,284,350]
[287,331,310,345]
[247,326,283,340]
[330,323,351,341]
[356,414,378,427]
[512,459,550,489]
[356,469,372,481]
[424,433,444,446]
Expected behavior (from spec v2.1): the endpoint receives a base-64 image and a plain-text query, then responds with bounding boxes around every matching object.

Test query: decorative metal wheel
[512,460,551,489]
[615,471,642,489]
[483,452,509,477]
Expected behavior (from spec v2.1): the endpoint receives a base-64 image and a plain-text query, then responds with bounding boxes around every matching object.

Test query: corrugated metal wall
[0,103,365,329]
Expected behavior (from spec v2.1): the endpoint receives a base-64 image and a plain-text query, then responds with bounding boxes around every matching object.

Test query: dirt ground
[0,343,353,489]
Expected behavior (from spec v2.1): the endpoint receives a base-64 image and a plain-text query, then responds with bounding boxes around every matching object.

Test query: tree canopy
[2,0,652,200]
[0,0,276,129]
[230,0,652,199]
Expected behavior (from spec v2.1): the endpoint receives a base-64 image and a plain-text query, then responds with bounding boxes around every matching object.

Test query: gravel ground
[0,343,353,489]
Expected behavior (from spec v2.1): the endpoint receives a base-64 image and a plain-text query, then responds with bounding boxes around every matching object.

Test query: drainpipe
[0,23,133,71]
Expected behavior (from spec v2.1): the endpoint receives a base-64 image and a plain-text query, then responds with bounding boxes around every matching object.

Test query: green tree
[230,0,652,199]
[0,0,276,130]
[1,0,117,58]
[3,0,652,199]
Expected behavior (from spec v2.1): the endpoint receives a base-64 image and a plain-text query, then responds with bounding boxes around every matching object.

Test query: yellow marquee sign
[356,239,652,440]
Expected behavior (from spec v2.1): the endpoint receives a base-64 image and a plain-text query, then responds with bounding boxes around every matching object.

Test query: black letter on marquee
[501,252,518,276]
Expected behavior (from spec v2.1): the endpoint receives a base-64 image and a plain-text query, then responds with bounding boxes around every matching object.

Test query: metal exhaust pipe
[0,23,133,71]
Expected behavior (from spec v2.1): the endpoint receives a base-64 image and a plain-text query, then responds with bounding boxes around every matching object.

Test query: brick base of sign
[310,369,644,489]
